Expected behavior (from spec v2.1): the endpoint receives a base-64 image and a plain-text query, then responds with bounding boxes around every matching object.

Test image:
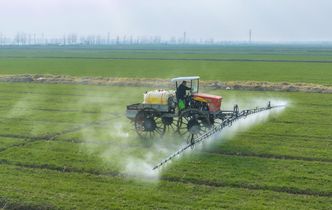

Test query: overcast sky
[1,0,331,42]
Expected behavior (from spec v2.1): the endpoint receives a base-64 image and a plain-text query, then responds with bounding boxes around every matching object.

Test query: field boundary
[2,55,332,64]
[0,74,331,93]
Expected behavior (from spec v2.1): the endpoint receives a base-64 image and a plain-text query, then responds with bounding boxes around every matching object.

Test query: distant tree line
[1,32,330,46]
[0,32,224,46]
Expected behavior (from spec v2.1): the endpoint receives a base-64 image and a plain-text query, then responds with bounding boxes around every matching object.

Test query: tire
[134,108,165,139]
[176,108,211,144]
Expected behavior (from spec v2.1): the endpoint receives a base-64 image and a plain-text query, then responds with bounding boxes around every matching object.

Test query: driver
[176,81,191,110]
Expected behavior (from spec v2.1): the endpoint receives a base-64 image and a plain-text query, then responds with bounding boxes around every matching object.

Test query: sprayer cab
[171,76,200,94]
[171,76,222,112]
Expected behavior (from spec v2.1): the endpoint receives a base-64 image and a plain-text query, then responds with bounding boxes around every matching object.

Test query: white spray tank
[143,90,175,105]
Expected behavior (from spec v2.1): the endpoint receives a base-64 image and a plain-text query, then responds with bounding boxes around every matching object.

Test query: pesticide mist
[196,98,289,152]
[77,91,289,182]
[4,84,288,182]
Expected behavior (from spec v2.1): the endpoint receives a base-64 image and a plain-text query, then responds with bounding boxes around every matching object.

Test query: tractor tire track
[0,141,30,153]
[2,130,329,165]
[202,150,332,163]
[0,196,57,210]
[0,90,90,97]
[0,158,121,177]
[243,132,332,141]
[0,118,81,126]
[163,176,332,197]
[0,104,121,115]
[33,108,119,115]
[0,134,41,141]
[53,137,332,164]
[56,137,141,148]
[269,120,332,127]
[46,118,115,140]
[0,159,330,198]
[0,118,84,125]
[0,118,116,153]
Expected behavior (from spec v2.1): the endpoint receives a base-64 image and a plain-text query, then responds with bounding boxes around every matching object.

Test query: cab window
[191,79,199,93]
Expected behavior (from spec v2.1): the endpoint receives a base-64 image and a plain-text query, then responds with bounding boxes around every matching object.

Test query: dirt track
[0,74,331,93]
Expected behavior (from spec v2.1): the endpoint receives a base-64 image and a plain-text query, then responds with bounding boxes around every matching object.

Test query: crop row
[1,164,330,209]
[0,148,331,198]
[1,138,331,196]
[1,46,332,84]
[0,81,331,209]
[1,58,332,85]
[1,45,332,58]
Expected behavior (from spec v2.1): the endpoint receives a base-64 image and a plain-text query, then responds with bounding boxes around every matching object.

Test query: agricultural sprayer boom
[125,76,285,170]
[152,102,284,170]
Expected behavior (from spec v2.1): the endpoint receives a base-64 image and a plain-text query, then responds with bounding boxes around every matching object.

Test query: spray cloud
[78,92,288,182]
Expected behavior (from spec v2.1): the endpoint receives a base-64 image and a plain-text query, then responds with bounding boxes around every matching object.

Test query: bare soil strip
[47,118,114,140]
[0,74,331,93]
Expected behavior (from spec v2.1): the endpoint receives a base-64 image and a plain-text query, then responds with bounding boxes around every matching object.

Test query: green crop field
[0,46,331,209]
[1,45,332,85]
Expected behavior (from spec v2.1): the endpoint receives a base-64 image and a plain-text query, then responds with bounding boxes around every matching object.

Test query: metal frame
[173,77,200,94]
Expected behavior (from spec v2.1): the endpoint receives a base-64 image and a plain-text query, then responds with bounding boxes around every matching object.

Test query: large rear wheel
[162,116,178,134]
[177,109,210,145]
[134,109,165,139]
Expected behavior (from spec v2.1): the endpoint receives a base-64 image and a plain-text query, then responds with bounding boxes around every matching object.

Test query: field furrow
[201,150,332,163]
